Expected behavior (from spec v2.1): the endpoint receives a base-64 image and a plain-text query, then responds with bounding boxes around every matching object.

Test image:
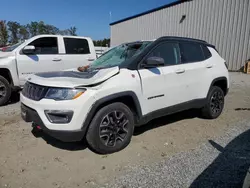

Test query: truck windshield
[89,41,152,69]
[2,41,24,52]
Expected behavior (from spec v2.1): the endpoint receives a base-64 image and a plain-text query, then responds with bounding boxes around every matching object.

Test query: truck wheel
[201,86,224,119]
[0,76,11,106]
[86,102,134,154]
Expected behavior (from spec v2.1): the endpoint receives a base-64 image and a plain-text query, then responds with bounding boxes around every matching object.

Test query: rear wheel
[0,76,11,106]
[201,86,224,119]
[86,102,134,154]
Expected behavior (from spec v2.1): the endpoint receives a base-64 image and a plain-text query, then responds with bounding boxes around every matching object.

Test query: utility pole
[109,11,112,23]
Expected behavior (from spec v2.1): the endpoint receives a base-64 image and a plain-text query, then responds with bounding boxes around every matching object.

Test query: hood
[0,52,14,59]
[27,66,120,88]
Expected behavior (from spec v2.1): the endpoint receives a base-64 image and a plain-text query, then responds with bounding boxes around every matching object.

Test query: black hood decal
[35,70,98,79]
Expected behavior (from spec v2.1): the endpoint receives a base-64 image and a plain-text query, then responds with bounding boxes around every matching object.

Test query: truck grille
[22,82,48,101]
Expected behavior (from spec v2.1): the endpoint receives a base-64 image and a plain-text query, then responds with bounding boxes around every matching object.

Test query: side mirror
[143,56,165,68]
[22,45,35,54]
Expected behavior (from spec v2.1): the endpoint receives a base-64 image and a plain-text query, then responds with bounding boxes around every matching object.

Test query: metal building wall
[110,0,250,70]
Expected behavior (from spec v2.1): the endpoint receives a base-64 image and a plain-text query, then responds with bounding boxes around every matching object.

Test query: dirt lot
[1,72,250,188]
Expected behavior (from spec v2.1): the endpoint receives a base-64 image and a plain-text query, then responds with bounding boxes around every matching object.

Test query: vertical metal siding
[111,0,250,70]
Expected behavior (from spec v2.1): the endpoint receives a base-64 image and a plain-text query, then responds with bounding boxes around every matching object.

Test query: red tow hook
[36,125,42,130]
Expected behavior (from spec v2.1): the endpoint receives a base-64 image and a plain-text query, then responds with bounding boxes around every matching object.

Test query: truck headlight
[44,88,86,100]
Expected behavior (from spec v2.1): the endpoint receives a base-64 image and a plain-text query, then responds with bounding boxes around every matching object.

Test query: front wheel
[86,102,134,154]
[201,86,225,119]
[0,76,11,106]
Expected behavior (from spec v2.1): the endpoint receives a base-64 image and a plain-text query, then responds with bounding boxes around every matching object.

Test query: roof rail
[158,36,208,44]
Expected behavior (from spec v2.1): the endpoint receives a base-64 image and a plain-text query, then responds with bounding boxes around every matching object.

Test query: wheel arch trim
[81,91,142,132]
[208,76,228,97]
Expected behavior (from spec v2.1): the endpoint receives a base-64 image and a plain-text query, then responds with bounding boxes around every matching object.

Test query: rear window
[201,45,212,59]
[64,38,90,54]
[179,42,204,63]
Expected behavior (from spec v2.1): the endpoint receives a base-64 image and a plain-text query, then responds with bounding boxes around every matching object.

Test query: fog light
[45,110,73,124]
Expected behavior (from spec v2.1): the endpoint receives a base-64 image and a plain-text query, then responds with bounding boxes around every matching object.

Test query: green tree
[37,21,48,34]
[68,26,77,36]
[27,21,39,37]
[19,25,29,40]
[59,29,70,35]
[46,24,60,34]
[0,20,8,46]
[93,38,110,47]
[7,21,20,44]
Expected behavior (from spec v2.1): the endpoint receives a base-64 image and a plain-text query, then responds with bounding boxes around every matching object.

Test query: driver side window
[147,42,180,66]
[28,37,58,54]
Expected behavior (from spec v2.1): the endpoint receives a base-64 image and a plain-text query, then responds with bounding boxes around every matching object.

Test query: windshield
[89,41,152,69]
[2,41,24,52]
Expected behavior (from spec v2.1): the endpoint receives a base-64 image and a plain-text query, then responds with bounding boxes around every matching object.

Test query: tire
[201,86,225,119]
[0,76,11,106]
[86,102,135,154]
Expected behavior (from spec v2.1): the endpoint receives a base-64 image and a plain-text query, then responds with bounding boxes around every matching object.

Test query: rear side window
[29,37,58,54]
[64,38,90,54]
[201,45,212,59]
[179,42,204,63]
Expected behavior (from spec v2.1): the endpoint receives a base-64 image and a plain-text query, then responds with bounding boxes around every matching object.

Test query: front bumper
[20,91,95,131]
[21,103,85,142]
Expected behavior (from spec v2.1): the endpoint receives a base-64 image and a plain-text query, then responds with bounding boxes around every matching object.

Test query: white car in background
[0,34,96,105]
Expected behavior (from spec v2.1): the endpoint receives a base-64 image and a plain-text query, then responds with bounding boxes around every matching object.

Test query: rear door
[16,36,63,86]
[178,42,210,100]
[60,37,96,70]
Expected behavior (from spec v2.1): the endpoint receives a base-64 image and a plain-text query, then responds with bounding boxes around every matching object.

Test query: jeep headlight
[44,88,86,100]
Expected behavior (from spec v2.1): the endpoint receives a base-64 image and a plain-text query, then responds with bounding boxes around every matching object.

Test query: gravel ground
[105,120,250,188]
[0,72,250,188]
[104,72,250,188]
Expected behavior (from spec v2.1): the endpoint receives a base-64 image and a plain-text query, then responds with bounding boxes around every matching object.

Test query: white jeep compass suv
[21,36,229,154]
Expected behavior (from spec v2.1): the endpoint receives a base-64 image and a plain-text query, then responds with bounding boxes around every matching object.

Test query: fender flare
[81,91,142,132]
[207,76,228,97]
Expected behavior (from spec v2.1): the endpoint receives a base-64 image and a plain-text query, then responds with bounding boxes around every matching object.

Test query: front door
[138,42,184,114]
[138,67,166,115]
[16,36,63,86]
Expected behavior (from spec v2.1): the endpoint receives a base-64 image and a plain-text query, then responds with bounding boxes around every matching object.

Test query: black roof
[110,0,192,26]
[119,36,212,48]
[158,36,208,44]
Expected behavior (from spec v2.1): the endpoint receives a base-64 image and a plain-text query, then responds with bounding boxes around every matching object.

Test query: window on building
[29,37,58,54]
[64,38,90,54]
[179,42,204,63]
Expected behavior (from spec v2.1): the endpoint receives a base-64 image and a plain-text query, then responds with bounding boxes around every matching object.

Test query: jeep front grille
[22,82,48,101]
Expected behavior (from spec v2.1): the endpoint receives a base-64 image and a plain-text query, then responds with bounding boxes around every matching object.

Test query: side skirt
[136,98,207,126]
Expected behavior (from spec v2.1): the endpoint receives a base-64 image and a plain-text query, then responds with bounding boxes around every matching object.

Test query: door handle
[52,58,62,62]
[87,58,95,61]
[175,69,185,74]
[206,64,213,68]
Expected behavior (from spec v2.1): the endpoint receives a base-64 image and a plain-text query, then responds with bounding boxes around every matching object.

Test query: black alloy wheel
[86,102,134,154]
[210,90,224,115]
[99,111,129,147]
[201,86,225,119]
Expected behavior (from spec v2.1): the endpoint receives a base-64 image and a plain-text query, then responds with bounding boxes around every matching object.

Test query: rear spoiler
[206,44,219,53]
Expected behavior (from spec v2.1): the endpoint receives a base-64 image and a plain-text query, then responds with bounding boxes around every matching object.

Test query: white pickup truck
[0,34,96,105]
